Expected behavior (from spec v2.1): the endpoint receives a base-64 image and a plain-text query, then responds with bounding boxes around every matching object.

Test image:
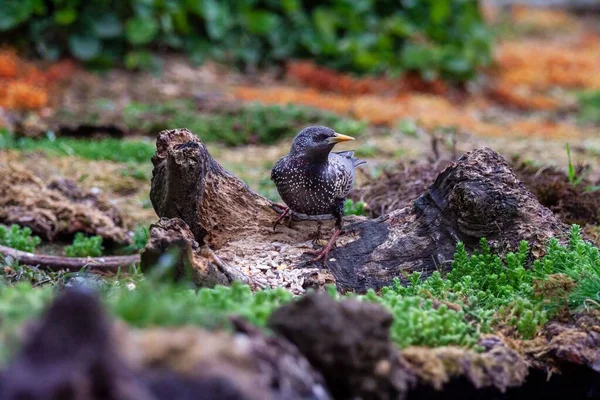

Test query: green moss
[343,199,367,216]
[0,225,597,361]
[107,280,294,330]
[65,233,104,257]
[123,226,150,255]
[0,225,41,252]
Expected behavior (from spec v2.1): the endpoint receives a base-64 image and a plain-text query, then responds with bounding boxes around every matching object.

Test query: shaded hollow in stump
[140,217,248,287]
[148,128,569,292]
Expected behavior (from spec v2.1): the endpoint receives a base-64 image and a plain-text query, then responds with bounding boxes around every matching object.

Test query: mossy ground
[1,225,598,364]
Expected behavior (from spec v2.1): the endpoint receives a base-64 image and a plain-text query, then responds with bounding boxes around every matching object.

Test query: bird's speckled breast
[271,153,354,216]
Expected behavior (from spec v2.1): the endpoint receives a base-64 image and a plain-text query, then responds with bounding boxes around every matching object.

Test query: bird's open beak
[327,132,355,144]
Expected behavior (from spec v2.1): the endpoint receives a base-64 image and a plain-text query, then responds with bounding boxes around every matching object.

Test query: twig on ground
[0,245,140,272]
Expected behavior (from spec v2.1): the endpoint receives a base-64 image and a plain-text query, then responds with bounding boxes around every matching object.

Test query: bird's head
[290,126,354,159]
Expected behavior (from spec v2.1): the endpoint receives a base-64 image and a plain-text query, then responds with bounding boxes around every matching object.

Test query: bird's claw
[306,228,340,264]
[273,207,290,232]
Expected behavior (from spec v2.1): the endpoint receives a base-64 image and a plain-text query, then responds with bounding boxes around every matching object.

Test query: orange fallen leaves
[0,49,76,111]
[233,86,579,140]
[0,51,18,79]
[488,83,561,111]
[495,36,600,91]
[286,61,448,97]
[510,5,578,30]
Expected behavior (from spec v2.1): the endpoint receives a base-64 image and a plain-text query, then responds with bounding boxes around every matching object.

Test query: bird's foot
[307,228,340,264]
[273,207,290,232]
[311,221,323,246]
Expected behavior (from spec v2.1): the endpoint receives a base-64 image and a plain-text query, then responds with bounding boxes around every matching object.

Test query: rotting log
[147,128,569,292]
[140,217,248,287]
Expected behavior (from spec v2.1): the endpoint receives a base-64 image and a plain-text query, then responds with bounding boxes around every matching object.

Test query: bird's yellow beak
[327,132,355,144]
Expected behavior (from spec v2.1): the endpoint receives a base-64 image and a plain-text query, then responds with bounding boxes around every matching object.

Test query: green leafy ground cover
[0,102,366,162]
[0,129,155,163]
[121,100,366,146]
[0,0,491,81]
[1,225,598,362]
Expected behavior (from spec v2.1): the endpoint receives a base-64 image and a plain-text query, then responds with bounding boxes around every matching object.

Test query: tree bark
[148,128,569,293]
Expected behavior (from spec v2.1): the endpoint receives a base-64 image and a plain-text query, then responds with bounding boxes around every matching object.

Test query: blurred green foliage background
[0,0,492,81]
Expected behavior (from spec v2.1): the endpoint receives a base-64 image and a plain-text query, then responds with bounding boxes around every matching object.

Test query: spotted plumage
[270,125,365,262]
[271,150,363,216]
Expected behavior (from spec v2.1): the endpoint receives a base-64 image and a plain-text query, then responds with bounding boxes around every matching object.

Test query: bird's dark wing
[333,150,367,168]
[329,152,363,199]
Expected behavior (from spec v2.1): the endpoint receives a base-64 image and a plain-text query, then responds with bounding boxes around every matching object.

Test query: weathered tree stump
[140,217,248,286]
[146,128,568,292]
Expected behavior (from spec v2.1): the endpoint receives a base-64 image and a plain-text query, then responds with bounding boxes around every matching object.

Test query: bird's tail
[334,150,367,168]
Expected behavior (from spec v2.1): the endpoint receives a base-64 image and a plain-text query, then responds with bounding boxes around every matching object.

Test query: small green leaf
[243,11,279,35]
[0,0,41,30]
[313,8,337,45]
[54,9,76,25]
[430,0,451,24]
[282,0,300,13]
[68,34,101,61]
[93,13,123,38]
[125,17,158,45]
[202,0,232,40]
[443,56,472,77]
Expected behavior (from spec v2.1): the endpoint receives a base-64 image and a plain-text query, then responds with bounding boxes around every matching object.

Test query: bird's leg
[273,207,290,232]
[309,228,341,263]
[308,199,344,263]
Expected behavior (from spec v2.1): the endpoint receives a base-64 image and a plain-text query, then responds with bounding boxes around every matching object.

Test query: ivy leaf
[430,0,451,24]
[54,9,76,25]
[0,0,42,30]
[313,8,337,45]
[93,13,123,38]
[202,0,232,40]
[68,34,101,61]
[125,17,158,45]
[282,0,300,13]
[442,56,472,79]
[243,11,279,35]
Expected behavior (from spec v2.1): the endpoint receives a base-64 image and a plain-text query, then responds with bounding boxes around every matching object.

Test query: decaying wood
[148,128,569,292]
[0,244,139,271]
[0,169,131,244]
[140,217,248,286]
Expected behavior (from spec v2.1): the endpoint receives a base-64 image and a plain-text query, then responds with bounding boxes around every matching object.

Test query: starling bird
[271,125,365,262]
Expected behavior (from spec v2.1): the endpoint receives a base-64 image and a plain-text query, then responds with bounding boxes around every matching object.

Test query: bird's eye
[316,134,328,141]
